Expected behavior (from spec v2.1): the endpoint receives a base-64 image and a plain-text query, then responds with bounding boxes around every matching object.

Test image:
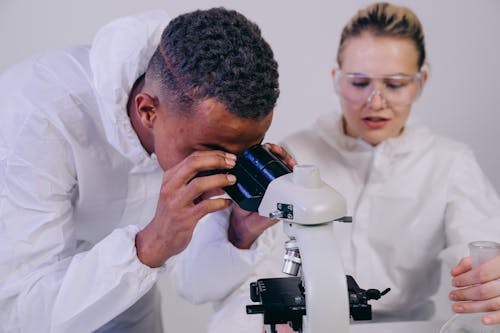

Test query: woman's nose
[366,89,387,109]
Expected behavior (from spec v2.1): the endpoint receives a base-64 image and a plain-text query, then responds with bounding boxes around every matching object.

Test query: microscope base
[246,276,390,332]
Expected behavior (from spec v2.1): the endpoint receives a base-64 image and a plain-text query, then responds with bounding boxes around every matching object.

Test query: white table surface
[350,320,446,333]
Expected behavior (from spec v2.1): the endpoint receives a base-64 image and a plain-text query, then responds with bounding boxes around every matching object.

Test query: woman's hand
[449,254,500,325]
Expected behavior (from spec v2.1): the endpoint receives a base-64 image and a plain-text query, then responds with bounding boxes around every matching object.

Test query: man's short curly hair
[146,7,279,119]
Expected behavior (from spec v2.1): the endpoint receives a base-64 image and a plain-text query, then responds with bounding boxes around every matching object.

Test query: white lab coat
[172,112,500,333]
[0,11,171,333]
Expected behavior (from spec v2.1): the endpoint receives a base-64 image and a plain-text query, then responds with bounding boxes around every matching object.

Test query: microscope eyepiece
[225,144,292,212]
[196,145,291,212]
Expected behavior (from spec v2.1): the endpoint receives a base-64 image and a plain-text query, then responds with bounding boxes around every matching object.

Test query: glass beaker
[439,241,500,333]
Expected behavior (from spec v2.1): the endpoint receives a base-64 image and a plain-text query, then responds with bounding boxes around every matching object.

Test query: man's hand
[228,205,279,249]
[449,254,500,325]
[135,150,237,267]
[228,143,297,249]
[263,143,297,170]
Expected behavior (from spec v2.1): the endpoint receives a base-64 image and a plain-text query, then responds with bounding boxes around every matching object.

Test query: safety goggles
[333,70,424,107]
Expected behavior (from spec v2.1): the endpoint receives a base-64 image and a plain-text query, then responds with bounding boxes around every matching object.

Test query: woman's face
[334,33,425,146]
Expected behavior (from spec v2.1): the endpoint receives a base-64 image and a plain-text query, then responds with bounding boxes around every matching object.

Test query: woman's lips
[362,117,389,129]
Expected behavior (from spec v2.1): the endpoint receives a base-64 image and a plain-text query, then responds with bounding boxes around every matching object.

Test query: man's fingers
[244,213,280,232]
[199,188,226,200]
[263,143,297,168]
[191,197,233,220]
[168,150,236,188]
[187,173,237,201]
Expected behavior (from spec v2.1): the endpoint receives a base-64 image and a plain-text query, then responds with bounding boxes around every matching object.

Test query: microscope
[219,145,389,333]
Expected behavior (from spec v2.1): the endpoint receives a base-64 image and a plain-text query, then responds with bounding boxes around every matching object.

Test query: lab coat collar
[316,111,433,160]
[89,10,170,173]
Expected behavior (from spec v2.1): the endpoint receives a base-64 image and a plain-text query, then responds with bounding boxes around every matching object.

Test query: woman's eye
[385,78,414,90]
[351,80,370,88]
[385,81,406,90]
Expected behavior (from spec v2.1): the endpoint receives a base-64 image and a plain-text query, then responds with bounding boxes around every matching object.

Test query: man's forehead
[200,139,264,155]
[188,98,272,154]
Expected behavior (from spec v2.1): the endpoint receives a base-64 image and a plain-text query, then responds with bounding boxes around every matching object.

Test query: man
[0,8,279,333]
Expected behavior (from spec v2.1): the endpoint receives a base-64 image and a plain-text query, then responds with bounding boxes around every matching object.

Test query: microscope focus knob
[293,165,322,188]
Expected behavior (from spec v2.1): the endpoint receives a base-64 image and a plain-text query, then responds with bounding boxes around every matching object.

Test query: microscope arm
[257,165,351,333]
[285,222,350,333]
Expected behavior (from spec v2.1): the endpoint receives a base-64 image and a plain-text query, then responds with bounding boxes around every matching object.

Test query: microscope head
[223,144,292,212]
[258,165,347,224]
[199,144,347,225]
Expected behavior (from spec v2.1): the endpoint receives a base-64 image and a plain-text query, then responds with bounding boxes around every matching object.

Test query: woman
[172,2,500,332]
[277,1,500,328]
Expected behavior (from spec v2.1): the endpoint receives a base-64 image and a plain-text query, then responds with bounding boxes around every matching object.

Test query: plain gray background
[1,0,499,331]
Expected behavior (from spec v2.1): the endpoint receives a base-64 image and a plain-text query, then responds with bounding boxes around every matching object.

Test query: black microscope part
[196,144,292,212]
[246,275,390,332]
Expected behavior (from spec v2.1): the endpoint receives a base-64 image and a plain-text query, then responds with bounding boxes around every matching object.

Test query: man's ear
[134,93,159,128]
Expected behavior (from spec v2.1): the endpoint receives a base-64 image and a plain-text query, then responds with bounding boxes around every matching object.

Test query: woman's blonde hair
[337,2,426,69]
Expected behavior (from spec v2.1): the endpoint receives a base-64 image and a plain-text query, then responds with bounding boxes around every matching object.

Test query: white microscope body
[258,165,350,333]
